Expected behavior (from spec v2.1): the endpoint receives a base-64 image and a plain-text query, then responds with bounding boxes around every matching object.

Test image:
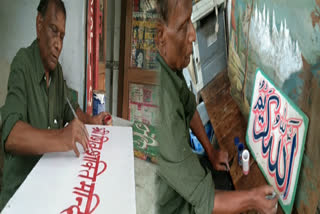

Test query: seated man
[0,0,110,209]
[156,0,278,213]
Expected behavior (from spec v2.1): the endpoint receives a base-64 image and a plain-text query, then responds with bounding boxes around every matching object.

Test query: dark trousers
[198,155,234,190]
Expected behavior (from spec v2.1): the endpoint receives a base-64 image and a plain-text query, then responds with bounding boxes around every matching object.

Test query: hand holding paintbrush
[65,97,91,156]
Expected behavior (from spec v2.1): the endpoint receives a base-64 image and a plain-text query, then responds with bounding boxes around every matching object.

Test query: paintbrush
[221,157,234,172]
[65,97,92,154]
[66,97,78,120]
[265,191,277,200]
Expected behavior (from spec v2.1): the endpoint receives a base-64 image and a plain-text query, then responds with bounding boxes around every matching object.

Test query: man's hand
[213,185,278,213]
[75,108,112,125]
[60,118,89,157]
[208,148,230,171]
[90,112,112,125]
[252,185,278,214]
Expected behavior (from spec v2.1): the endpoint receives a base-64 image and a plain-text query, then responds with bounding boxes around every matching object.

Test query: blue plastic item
[237,143,244,166]
[234,137,239,146]
[190,122,214,155]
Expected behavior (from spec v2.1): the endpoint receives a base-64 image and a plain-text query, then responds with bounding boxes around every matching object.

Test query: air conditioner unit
[190,1,227,101]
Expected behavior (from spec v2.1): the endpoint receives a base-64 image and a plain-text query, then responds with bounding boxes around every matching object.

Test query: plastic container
[242,149,250,175]
[190,122,214,155]
[237,143,244,166]
[93,90,106,116]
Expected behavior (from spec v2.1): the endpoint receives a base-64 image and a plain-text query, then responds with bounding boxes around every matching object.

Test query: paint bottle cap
[237,143,244,151]
[234,137,240,146]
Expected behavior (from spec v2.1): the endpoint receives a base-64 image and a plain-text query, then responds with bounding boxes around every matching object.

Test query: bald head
[156,0,179,24]
[37,0,66,19]
[156,0,195,70]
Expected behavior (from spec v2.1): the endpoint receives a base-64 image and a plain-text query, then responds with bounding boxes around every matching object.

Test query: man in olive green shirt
[0,0,110,209]
[156,0,278,213]
[157,54,217,214]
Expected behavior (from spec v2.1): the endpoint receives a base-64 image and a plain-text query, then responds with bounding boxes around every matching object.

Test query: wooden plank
[201,71,230,103]
[128,69,159,86]
[205,88,232,113]
[213,109,246,142]
[201,70,247,161]
[97,62,106,91]
[97,72,106,91]
[99,62,106,74]
[121,0,133,119]
[201,70,286,213]
[207,97,239,127]
[218,121,247,161]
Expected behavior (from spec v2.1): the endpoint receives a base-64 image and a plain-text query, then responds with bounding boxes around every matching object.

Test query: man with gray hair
[0,0,110,209]
[156,0,278,213]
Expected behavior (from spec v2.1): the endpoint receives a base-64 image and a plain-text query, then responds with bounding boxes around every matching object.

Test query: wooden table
[201,70,284,214]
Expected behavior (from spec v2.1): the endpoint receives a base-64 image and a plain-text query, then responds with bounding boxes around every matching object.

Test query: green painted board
[246,69,309,214]
[133,121,158,163]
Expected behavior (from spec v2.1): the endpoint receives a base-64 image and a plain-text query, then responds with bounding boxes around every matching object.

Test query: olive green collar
[32,40,56,85]
[157,53,185,91]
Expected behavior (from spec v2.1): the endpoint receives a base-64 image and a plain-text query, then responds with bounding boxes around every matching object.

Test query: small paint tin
[242,149,250,175]
[93,90,106,116]
[237,143,244,166]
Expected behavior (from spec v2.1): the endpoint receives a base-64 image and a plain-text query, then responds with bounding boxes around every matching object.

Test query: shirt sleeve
[1,59,28,153]
[0,106,3,131]
[158,91,215,214]
[179,75,197,124]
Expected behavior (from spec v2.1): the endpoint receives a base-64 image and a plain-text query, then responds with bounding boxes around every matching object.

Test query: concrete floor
[134,158,157,214]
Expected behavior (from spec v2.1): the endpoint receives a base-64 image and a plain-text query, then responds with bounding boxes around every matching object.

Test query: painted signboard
[133,121,159,163]
[129,83,159,126]
[246,69,309,214]
[2,126,136,214]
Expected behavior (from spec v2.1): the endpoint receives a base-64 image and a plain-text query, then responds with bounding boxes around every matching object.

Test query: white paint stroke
[249,4,303,82]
